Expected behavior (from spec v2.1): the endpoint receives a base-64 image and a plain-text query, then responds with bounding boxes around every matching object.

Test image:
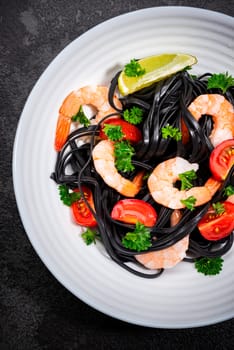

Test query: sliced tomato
[111,199,157,227]
[100,118,142,143]
[197,201,234,241]
[209,139,234,181]
[71,186,97,227]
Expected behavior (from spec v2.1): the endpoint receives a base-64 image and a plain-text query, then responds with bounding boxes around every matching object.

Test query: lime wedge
[118,53,197,96]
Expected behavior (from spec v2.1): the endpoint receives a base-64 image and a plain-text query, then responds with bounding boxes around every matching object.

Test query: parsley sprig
[179,170,197,190]
[124,59,146,77]
[207,72,234,93]
[223,185,234,197]
[180,196,197,211]
[123,106,144,125]
[103,124,124,141]
[71,106,90,127]
[114,140,135,172]
[212,202,225,215]
[58,184,81,206]
[195,257,224,276]
[183,65,192,71]
[81,228,100,245]
[162,124,182,141]
[122,222,152,252]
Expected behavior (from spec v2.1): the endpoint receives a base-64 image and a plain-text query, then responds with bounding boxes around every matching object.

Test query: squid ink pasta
[51,68,234,279]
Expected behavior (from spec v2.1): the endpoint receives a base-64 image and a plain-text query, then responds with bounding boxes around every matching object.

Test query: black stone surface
[1,1,234,349]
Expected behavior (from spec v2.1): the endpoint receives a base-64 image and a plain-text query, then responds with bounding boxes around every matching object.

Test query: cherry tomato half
[111,199,157,227]
[71,186,97,227]
[209,139,234,181]
[197,201,234,241]
[100,118,142,144]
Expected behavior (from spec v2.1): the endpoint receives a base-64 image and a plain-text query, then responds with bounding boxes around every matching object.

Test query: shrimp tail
[120,181,140,197]
[54,113,72,151]
[205,177,221,195]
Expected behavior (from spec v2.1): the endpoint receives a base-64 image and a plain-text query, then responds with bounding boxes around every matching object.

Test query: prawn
[135,209,189,269]
[54,85,122,151]
[188,94,234,147]
[148,156,221,209]
[227,194,234,204]
[92,140,144,197]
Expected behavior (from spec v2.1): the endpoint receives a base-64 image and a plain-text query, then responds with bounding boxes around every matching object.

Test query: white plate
[13,7,234,328]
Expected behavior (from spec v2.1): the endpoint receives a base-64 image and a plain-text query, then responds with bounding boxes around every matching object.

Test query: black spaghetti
[51,70,234,278]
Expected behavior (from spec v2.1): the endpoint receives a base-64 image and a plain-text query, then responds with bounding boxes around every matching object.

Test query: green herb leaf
[103,124,124,141]
[223,185,234,197]
[143,172,150,180]
[71,106,90,127]
[183,66,198,79]
[114,140,135,172]
[212,202,225,215]
[178,170,197,190]
[207,72,234,93]
[124,59,146,77]
[81,228,99,245]
[180,196,197,210]
[195,257,223,276]
[161,124,182,141]
[123,106,144,125]
[183,65,192,71]
[58,184,81,206]
[122,222,152,252]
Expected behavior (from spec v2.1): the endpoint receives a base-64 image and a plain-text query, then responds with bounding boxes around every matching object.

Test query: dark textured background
[1,0,234,349]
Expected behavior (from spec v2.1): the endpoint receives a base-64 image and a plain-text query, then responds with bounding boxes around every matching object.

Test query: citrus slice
[118,53,197,96]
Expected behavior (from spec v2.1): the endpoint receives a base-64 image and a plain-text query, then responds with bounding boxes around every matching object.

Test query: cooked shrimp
[148,156,220,209]
[188,94,234,147]
[54,85,122,151]
[135,209,189,269]
[227,194,234,204]
[92,140,143,197]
